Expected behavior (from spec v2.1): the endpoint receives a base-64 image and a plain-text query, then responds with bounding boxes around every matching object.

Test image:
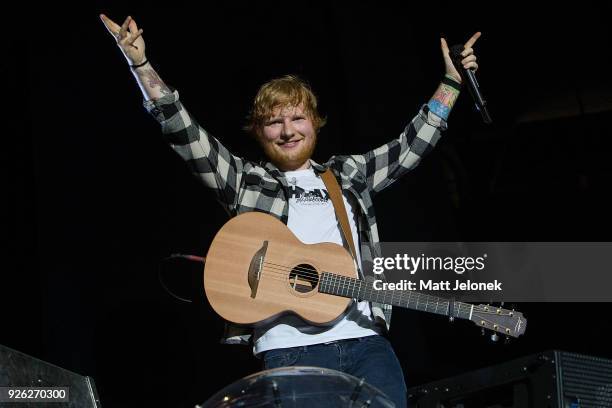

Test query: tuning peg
[491,333,499,342]
[448,316,455,323]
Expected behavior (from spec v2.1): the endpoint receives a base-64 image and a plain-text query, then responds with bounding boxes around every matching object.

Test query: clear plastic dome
[199,366,395,407]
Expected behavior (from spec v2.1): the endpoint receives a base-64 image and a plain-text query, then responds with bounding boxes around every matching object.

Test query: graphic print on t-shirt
[288,184,330,206]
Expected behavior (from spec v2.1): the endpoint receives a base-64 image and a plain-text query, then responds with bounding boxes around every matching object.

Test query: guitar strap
[321,168,358,264]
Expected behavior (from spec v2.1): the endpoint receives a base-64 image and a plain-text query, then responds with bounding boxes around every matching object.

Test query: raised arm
[100,14,244,213]
[346,32,481,195]
[100,14,171,100]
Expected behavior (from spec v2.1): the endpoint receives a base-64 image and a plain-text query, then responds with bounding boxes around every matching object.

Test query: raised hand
[100,14,146,66]
[440,32,481,83]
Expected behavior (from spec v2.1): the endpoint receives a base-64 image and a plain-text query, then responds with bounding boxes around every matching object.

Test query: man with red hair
[101,14,480,407]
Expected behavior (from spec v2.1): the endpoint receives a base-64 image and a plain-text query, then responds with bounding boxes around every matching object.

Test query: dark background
[3,1,612,406]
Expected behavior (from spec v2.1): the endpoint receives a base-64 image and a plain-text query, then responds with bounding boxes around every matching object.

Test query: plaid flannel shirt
[144,89,447,344]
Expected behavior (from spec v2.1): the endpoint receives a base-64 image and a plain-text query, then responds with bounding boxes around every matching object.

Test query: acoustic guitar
[204,212,527,338]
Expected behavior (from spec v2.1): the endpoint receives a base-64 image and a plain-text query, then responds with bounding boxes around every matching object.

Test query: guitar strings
[263,260,332,279]
[260,262,476,311]
[263,262,516,317]
[257,265,516,334]
[259,262,517,319]
[262,260,515,312]
[261,261,481,309]
[252,264,516,334]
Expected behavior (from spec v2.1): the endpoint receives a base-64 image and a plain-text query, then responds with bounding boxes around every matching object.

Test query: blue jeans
[262,335,407,407]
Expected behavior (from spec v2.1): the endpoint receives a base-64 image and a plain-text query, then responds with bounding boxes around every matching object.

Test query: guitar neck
[319,272,473,320]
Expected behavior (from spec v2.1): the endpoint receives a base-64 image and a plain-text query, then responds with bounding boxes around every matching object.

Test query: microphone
[449,44,492,124]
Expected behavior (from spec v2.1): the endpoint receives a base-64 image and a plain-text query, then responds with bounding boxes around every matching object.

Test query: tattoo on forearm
[141,68,171,96]
[428,84,460,120]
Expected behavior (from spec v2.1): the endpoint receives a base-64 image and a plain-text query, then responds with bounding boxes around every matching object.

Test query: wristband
[130,59,149,69]
[442,75,462,91]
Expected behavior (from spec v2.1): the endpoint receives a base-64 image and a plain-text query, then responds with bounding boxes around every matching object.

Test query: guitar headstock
[470,304,527,338]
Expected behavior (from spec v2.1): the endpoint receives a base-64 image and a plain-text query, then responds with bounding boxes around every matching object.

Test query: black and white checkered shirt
[145,90,447,344]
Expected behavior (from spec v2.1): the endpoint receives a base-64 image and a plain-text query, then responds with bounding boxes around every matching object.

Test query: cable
[157,253,205,304]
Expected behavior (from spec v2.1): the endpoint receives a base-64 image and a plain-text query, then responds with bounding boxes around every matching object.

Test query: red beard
[258,135,318,171]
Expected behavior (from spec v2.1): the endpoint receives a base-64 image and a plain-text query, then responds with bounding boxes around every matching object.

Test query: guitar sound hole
[288,264,319,294]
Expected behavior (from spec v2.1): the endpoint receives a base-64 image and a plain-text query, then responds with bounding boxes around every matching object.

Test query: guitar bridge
[248,241,268,298]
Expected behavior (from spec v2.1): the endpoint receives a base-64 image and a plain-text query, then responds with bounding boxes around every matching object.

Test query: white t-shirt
[253,167,380,355]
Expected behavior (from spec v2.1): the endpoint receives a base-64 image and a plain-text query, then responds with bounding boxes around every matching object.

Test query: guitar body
[204,212,357,326]
[203,212,528,338]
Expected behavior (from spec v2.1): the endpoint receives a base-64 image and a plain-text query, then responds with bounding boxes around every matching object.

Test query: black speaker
[408,350,612,408]
[0,344,101,407]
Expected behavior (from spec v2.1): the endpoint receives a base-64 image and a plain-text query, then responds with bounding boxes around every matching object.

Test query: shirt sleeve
[144,90,244,213]
[346,104,447,195]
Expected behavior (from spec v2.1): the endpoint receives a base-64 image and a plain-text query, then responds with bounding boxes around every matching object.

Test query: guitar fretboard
[318,272,473,320]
